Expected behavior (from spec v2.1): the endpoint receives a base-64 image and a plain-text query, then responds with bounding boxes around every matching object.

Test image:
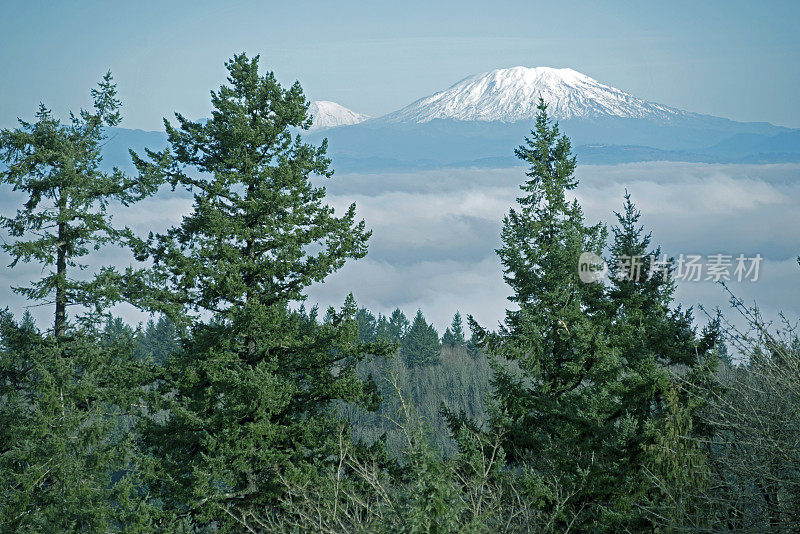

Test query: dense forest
[1,54,799,532]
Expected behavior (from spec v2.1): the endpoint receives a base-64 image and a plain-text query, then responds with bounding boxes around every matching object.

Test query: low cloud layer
[315,162,800,332]
[2,162,798,337]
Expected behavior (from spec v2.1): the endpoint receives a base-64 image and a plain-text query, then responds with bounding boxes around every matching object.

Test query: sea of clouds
[311,162,800,334]
[2,162,798,345]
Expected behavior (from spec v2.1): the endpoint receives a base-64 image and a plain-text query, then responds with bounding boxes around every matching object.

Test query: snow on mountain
[307,101,370,130]
[381,67,689,124]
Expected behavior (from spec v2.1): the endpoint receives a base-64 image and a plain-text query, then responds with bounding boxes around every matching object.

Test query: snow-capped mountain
[99,68,796,176]
[381,67,688,124]
[308,101,370,130]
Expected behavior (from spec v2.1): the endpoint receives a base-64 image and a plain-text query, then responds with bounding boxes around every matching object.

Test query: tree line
[1,53,799,532]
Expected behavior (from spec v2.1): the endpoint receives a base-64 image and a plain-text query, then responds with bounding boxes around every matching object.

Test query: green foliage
[343,345,492,457]
[484,99,610,478]
[268,376,584,533]
[377,308,410,344]
[130,53,386,528]
[391,387,463,534]
[0,74,158,532]
[0,73,159,337]
[606,190,700,367]
[597,191,719,525]
[131,54,369,322]
[401,310,441,368]
[355,307,377,343]
[643,383,715,530]
[102,316,137,347]
[442,311,466,348]
[0,311,153,532]
[134,315,180,364]
[469,100,719,529]
[1,55,796,533]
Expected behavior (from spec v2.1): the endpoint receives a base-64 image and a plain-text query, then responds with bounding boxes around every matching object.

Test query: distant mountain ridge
[99,67,800,172]
[308,66,798,169]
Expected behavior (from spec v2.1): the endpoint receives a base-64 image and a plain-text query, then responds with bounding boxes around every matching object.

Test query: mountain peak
[381,66,687,123]
[308,101,370,130]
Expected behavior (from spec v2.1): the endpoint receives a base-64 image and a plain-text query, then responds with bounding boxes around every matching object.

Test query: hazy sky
[2,1,799,131]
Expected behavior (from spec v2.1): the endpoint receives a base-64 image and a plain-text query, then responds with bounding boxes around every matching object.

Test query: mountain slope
[96,67,799,173]
[380,67,690,123]
[308,101,369,130]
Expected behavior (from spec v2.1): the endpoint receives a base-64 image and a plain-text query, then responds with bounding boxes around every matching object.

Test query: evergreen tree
[375,313,390,341]
[451,311,466,346]
[131,54,384,528]
[442,311,466,348]
[467,105,722,528]
[606,192,698,367]
[442,327,456,348]
[0,312,151,532]
[644,383,715,530]
[0,73,158,337]
[135,315,180,364]
[389,308,411,342]
[0,76,158,530]
[466,329,482,357]
[102,316,136,347]
[376,308,409,344]
[296,303,320,325]
[475,100,619,527]
[354,306,377,343]
[402,310,441,367]
[594,192,715,526]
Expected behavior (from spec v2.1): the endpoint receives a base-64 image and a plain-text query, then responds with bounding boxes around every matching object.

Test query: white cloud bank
[2,162,798,335]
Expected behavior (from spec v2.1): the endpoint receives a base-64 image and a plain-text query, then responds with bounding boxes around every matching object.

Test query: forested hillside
[1,54,799,532]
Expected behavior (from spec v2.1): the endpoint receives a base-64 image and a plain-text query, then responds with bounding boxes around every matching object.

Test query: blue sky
[2,0,799,131]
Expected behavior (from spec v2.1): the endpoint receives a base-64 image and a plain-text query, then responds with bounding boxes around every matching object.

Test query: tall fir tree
[401,310,441,367]
[354,306,378,343]
[474,99,626,527]
[442,311,466,348]
[131,54,386,528]
[376,308,410,344]
[0,73,158,337]
[375,313,390,341]
[595,192,717,526]
[0,75,158,530]
[466,104,723,529]
[606,191,699,369]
